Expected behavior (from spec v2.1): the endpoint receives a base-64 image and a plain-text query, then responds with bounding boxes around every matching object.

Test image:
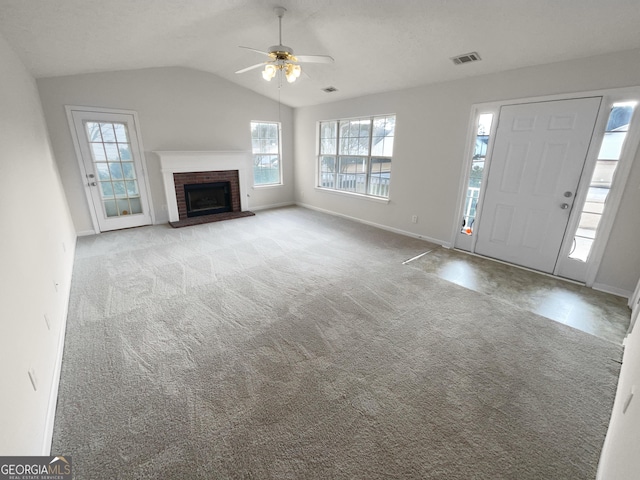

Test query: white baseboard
[296,202,449,247]
[592,282,633,300]
[41,240,76,455]
[250,201,296,212]
[76,229,96,237]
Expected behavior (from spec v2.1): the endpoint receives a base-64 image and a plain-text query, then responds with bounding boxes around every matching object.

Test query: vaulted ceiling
[1,0,640,107]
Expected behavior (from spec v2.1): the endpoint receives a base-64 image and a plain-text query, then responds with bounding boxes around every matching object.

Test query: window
[318,114,395,198]
[251,121,281,186]
[568,102,636,261]
[86,121,143,218]
[461,113,493,234]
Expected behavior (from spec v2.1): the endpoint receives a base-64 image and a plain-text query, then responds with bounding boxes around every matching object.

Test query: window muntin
[251,121,282,186]
[318,115,395,199]
[86,121,143,217]
[461,113,493,234]
[369,157,392,197]
[568,102,636,261]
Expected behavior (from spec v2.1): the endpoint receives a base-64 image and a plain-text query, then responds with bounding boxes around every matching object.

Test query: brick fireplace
[155,151,252,226]
[174,170,240,219]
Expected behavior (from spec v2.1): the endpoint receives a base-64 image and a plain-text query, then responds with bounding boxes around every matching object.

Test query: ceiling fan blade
[295,54,334,64]
[235,63,267,74]
[239,46,271,57]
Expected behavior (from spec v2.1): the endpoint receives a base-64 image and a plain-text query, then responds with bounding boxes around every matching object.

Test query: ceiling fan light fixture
[285,63,301,83]
[262,64,277,81]
[237,7,333,84]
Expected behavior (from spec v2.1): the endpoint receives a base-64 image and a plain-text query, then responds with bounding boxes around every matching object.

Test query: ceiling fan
[235,6,334,83]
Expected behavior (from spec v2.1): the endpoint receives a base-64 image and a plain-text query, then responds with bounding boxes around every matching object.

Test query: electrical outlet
[44,313,51,330]
[62,242,66,253]
[411,215,418,224]
[28,368,38,391]
[53,280,60,292]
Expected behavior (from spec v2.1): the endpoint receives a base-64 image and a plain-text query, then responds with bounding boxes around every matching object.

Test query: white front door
[474,98,601,273]
[69,108,153,232]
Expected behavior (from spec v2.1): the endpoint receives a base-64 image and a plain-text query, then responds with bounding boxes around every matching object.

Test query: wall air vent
[451,52,481,65]
[323,86,338,93]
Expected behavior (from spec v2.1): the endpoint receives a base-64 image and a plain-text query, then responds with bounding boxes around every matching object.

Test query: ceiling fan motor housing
[268,45,296,61]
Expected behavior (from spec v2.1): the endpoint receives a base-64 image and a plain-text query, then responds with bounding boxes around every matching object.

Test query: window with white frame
[568,101,637,262]
[318,115,395,198]
[461,113,494,234]
[251,121,282,186]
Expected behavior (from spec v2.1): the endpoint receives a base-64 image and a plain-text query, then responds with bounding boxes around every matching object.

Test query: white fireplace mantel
[155,150,251,222]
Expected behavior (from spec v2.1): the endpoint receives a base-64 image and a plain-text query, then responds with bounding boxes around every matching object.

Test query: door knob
[560,203,569,209]
[89,182,97,186]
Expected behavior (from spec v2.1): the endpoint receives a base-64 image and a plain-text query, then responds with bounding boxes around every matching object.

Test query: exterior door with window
[474,98,601,273]
[69,108,153,232]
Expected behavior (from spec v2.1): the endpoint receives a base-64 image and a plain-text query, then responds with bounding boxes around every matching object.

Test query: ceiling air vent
[323,86,338,93]
[451,52,481,65]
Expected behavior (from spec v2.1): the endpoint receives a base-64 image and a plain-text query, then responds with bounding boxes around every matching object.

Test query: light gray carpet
[52,206,622,479]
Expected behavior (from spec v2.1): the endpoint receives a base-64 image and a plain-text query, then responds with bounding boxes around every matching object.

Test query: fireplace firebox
[184,182,231,217]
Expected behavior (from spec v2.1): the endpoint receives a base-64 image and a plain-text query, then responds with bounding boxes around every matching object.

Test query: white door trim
[452,86,640,288]
[578,94,640,286]
[451,105,500,252]
[65,105,155,233]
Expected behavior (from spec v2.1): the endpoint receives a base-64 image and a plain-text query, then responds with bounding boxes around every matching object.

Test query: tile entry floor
[409,246,631,345]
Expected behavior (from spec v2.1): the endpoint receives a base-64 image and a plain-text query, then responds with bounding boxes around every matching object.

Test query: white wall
[294,48,640,295]
[598,303,640,480]
[0,32,76,454]
[37,67,295,233]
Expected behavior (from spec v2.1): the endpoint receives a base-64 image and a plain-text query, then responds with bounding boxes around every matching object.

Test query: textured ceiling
[1,0,640,107]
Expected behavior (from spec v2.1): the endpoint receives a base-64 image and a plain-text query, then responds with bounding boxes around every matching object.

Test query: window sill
[314,187,390,204]
[253,183,283,189]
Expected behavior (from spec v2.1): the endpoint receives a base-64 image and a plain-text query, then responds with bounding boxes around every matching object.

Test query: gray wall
[0,32,76,454]
[37,67,295,234]
[294,49,640,295]
[598,298,640,479]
